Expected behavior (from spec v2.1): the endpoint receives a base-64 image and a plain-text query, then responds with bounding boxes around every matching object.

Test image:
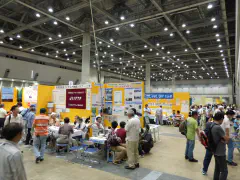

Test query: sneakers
[189,158,198,162]
[35,157,41,164]
[201,169,207,175]
[125,166,135,170]
[227,161,238,166]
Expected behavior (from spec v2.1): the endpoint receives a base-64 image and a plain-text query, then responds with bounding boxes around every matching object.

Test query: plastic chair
[107,147,116,163]
[82,140,101,164]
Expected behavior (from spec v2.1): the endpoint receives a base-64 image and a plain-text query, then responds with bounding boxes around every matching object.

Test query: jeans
[227,138,234,162]
[33,136,48,158]
[25,128,32,145]
[185,140,195,160]
[214,155,228,180]
[203,148,213,172]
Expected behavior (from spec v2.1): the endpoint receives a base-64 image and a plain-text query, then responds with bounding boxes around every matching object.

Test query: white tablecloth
[48,126,84,138]
[89,136,107,145]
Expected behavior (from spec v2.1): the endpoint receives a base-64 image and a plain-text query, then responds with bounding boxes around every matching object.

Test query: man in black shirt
[211,112,229,180]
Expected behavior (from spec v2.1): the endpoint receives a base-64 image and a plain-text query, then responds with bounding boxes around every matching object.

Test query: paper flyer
[133,88,142,103]
[105,88,113,101]
[114,91,122,105]
[125,88,134,103]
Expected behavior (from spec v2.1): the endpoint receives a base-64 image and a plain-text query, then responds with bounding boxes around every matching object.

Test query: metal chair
[56,143,69,153]
[82,140,101,164]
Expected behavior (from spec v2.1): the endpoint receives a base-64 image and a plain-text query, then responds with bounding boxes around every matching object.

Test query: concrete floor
[20,126,240,180]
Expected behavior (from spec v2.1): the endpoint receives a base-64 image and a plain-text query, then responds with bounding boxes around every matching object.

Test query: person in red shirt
[116,121,126,144]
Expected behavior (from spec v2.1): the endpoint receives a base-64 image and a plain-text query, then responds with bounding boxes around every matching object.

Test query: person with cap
[233,115,240,133]
[32,108,49,163]
[125,109,141,170]
[221,110,238,166]
[92,116,104,137]
[0,123,27,180]
[21,105,36,145]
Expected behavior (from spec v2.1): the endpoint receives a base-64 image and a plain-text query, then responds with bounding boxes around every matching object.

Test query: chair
[82,140,101,164]
[67,145,86,161]
[107,147,116,163]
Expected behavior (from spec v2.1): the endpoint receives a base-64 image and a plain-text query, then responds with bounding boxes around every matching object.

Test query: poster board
[1,87,14,102]
[144,92,190,119]
[24,86,38,103]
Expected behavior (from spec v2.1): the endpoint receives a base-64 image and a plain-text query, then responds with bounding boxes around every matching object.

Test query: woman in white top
[74,116,87,139]
[49,113,60,126]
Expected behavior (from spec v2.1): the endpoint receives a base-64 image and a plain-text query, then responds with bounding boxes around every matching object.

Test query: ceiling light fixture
[61,41,64,44]
[70,39,73,42]
[9,37,13,41]
[130,23,135,27]
[197,47,201,50]
[182,24,186,28]
[31,49,34,52]
[186,30,190,34]
[156,53,159,56]
[19,45,22,49]
[72,52,76,55]
[156,43,160,46]
[149,48,152,51]
[48,37,52,40]
[164,27,168,31]
[36,13,41,18]
[58,34,62,38]
[211,17,216,22]
[217,39,221,42]
[46,52,49,56]
[213,25,218,29]
[218,44,222,47]
[107,45,110,48]
[170,33,173,36]
[185,49,188,52]
[215,33,219,37]
[48,7,53,13]
[115,27,119,31]
[167,51,170,54]
[65,16,70,21]
[16,34,21,38]
[0,29,4,33]
[120,16,125,20]
[110,38,114,42]
[208,4,213,9]
[161,47,165,50]
[104,20,109,25]
[53,21,58,25]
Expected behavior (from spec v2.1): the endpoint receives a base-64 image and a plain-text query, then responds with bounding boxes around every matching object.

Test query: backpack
[206,123,218,152]
[107,130,121,147]
[179,119,187,136]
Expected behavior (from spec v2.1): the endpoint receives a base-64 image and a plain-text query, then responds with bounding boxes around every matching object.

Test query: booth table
[48,126,84,138]
[89,136,107,145]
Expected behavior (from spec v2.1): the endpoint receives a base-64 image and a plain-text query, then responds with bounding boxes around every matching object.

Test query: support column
[81,33,91,83]
[235,0,240,106]
[172,74,176,92]
[145,62,151,93]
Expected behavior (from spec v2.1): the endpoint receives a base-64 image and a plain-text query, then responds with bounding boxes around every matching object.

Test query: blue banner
[2,87,14,102]
[145,93,173,99]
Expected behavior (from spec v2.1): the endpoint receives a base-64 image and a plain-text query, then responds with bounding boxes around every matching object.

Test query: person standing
[0,123,27,180]
[125,109,141,170]
[185,111,200,162]
[144,104,151,126]
[210,112,229,180]
[0,103,7,135]
[4,105,24,127]
[221,110,238,166]
[22,106,35,145]
[155,105,163,125]
[32,108,49,163]
[17,102,25,113]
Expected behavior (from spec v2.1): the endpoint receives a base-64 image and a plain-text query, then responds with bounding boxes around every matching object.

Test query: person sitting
[74,116,87,139]
[49,112,60,126]
[56,117,77,147]
[116,121,126,144]
[107,121,127,165]
[139,125,154,157]
[92,116,104,137]
[173,110,182,127]
[233,115,240,133]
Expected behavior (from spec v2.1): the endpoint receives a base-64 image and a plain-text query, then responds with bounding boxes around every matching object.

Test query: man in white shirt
[155,105,163,125]
[144,104,151,126]
[0,103,7,130]
[92,116,104,137]
[125,109,141,170]
[17,102,25,113]
[4,105,24,127]
[221,110,237,166]
[0,123,27,180]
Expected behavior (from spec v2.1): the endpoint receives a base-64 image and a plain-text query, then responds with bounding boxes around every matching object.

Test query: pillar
[145,62,151,93]
[235,0,240,106]
[81,33,91,83]
[172,74,176,92]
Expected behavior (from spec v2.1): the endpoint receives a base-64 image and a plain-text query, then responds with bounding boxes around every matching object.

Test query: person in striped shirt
[32,108,49,163]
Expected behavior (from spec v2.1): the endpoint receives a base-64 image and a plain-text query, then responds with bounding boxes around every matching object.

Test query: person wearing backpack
[107,121,127,165]
[185,111,200,162]
[210,112,229,180]
[4,105,24,127]
[201,112,224,175]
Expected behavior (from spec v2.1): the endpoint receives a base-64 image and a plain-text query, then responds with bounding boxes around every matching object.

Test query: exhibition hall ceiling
[0,0,235,81]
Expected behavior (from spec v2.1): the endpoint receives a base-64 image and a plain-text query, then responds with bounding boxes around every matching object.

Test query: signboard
[24,86,38,103]
[66,89,86,109]
[145,93,173,99]
[1,87,14,102]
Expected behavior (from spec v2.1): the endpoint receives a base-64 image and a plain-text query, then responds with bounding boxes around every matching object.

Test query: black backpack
[207,123,218,152]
